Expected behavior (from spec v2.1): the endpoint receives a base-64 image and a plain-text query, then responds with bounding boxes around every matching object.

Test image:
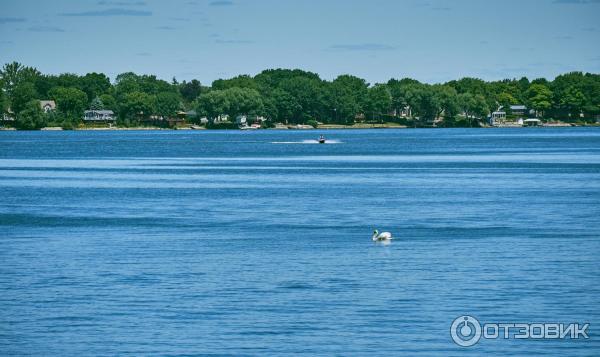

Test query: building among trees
[39,100,56,113]
[83,110,116,123]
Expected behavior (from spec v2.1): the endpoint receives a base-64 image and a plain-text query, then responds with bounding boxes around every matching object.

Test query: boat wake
[271,140,342,144]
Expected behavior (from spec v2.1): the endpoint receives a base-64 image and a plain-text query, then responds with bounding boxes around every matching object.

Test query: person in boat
[319,135,325,143]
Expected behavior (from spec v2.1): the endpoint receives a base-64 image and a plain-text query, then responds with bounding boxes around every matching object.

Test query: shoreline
[1,122,596,132]
[64,122,595,131]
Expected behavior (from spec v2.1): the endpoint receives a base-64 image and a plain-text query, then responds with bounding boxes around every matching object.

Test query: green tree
[11,82,39,113]
[15,99,46,130]
[458,93,489,127]
[99,94,117,111]
[80,72,111,102]
[387,78,421,117]
[254,69,326,123]
[447,77,488,97]
[550,72,587,118]
[365,84,392,121]
[279,76,326,123]
[196,90,230,120]
[526,84,552,118]
[212,75,257,91]
[0,86,7,114]
[403,84,440,124]
[155,92,181,118]
[224,87,264,117]
[433,85,459,120]
[179,79,202,103]
[559,86,586,119]
[49,87,88,120]
[265,89,300,123]
[329,75,368,124]
[0,62,41,99]
[90,96,104,110]
[114,72,177,104]
[471,95,489,119]
[497,92,518,113]
[120,91,156,120]
[581,74,600,119]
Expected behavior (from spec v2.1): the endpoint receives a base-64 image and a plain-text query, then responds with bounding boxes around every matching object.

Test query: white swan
[372,229,393,241]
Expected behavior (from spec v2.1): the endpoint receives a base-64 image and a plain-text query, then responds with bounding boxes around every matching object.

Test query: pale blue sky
[0,0,599,85]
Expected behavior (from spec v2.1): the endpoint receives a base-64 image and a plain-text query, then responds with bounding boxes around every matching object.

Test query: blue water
[1,128,599,355]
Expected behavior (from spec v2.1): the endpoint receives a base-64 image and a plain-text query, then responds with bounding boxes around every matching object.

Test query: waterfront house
[490,109,506,125]
[510,105,527,116]
[185,110,198,119]
[396,106,412,118]
[40,100,56,113]
[2,108,14,122]
[83,109,116,123]
[169,112,186,127]
[213,114,229,123]
[236,115,248,126]
[523,118,542,127]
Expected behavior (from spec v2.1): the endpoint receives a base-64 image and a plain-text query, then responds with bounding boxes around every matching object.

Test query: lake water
[1,128,599,355]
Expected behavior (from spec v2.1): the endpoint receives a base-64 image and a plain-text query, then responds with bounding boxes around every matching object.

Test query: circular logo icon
[451,315,482,347]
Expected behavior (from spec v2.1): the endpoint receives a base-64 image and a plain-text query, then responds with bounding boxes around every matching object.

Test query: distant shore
[2,121,597,131]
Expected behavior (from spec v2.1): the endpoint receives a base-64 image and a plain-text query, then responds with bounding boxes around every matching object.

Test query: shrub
[206,121,238,130]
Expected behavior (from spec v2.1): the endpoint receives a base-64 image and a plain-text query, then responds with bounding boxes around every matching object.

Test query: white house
[510,105,527,116]
[213,114,229,123]
[523,118,542,127]
[387,106,412,118]
[83,110,116,122]
[399,106,412,118]
[39,100,56,113]
[236,115,247,126]
[2,108,14,122]
[490,109,506,125]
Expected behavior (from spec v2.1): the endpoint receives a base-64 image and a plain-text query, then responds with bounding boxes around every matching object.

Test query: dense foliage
[1,61,599,129]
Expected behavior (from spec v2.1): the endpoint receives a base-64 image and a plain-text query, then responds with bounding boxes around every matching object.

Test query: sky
[0,0,599,85]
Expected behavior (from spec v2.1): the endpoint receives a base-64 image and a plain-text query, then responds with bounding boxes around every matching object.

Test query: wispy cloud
[136,52,152,56]
[155,26,177,30]
[554,35,574,40]
[97,0,146,5]
[553,0,600,4]
[61,8,152,17]
[0,17,26,24]
[215,39,253,44]
[209,0,234,6]
[329,43,396,51]
[28,25,65,32]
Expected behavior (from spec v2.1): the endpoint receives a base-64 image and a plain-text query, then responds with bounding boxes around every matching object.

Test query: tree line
[1,61,599,129]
